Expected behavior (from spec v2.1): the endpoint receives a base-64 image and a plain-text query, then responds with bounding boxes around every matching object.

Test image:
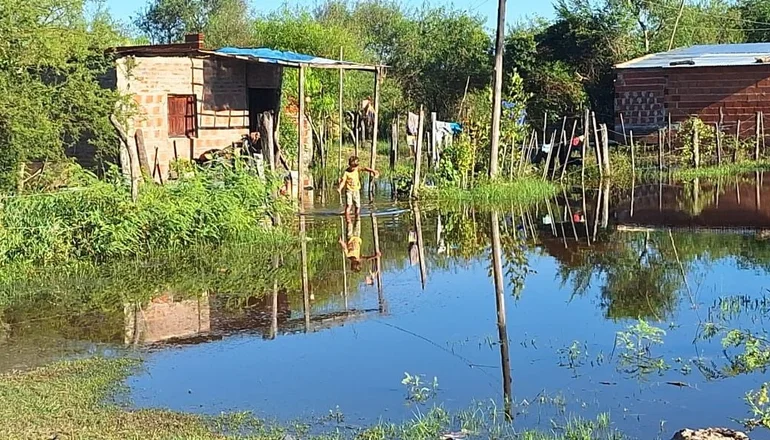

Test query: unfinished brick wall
[615,65,770,141]
[115,54,309,181]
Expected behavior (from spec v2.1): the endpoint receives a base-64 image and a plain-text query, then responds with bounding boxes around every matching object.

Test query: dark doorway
[249,88,280,132]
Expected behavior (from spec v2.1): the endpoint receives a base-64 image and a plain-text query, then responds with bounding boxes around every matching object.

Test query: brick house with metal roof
[615,43,770,140]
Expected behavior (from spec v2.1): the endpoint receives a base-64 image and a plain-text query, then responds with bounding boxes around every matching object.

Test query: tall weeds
[0,167,290,264]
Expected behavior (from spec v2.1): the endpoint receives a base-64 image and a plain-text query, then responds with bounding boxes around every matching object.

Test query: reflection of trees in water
[558,231,682,321]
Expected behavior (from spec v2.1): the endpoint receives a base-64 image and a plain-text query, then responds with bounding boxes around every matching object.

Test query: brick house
[106,34,377,184]
[615,43,770,140]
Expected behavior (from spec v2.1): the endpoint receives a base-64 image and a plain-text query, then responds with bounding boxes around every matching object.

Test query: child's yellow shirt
[342,168,361,192]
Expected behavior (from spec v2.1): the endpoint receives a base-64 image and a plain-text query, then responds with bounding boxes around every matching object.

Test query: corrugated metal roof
[616,43,770,69]
[213,47,378,71]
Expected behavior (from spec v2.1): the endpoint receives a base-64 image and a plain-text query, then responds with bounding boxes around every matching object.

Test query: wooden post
[410,106,424,198]
[489,0,506,178]
[260,112,275,172]
[735,119,741,163]
[582,110,589,184]
[601,124,610,175]
[630,130,636,177]
[490,210,513,419]
[509,132,517,179]
[592,112,603,177]
[759,112,766,156]
[715,122,722,166]
[390,119,397,170]
[354,113,360,158]
[298,65,306,205]
[430,111,438,170]
[693,127,700,168]
[757,111,762,162]
[414,204,428,289]
[762,112,766,156]
[300,215,311,332]
[339,48,344,171]
[552,117,567,180]
[658,129,664,172]
[666,112,674,154]
[134,129,151,178]
[371,213,386,313]
[543,130,556,181]
[370,67,381,197]
[561,120,578,181]
[620,112,627,145]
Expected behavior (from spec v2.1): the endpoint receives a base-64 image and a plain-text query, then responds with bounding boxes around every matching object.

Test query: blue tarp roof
[214,47,378,71]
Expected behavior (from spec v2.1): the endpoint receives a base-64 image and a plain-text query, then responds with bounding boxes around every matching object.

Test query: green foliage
[744,382,770,430]
[723,329,770,376]
[0,165,288,264]
[134,0,252,46]
[0,0,125,192]
[421,178,558,209]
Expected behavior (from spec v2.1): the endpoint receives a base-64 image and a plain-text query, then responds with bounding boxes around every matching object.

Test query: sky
[104,0,557,32]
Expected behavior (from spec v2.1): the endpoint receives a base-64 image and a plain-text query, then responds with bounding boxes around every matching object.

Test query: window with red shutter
[168,95,197,138]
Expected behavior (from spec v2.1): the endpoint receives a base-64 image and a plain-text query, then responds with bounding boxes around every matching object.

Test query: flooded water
[4,175,770,438]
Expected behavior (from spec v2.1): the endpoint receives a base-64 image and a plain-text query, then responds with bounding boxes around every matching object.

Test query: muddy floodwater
[5,175,770,439]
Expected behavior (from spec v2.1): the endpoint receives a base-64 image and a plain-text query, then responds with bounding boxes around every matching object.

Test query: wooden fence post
[658,129,664,172]
[756,111,761,162]
[693,126,700,168]
[620,112,627,145]
[715,122,722,166]
[592,111,603,177]
[601,124,610,175]
[410,106,424,198]
[735,119,741,163]
[630,130,636,176]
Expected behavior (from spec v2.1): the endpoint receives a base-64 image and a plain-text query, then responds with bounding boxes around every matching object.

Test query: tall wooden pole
[369,67,381,198]
[298,65,306,206]
[300,216,311,332]
[582,109,588,185]
[338,48,344,171]
[488,0,507,178]
[756,111,762,162]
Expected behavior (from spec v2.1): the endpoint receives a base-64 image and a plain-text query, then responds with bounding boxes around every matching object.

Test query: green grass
[0,165,291,265]
[0,356,627,440]
[419,178,559,208]
[673,160,770,180]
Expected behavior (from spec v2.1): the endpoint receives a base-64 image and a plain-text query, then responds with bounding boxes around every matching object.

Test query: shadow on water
[5,175,770,437]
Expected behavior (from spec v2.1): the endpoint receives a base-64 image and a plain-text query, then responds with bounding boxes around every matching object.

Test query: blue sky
[104,0,556,32]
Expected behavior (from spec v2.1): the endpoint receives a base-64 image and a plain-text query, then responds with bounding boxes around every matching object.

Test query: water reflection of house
[616,180,770,230]
[124,293,211,345]
[124,290,379,346]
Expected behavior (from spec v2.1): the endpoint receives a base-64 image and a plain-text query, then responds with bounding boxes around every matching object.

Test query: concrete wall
[115,55,309,181]
[615,65,770,141]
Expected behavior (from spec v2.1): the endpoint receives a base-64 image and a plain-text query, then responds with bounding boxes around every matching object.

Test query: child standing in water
[337,156,378,219]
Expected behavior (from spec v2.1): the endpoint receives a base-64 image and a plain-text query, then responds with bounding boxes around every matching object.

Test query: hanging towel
[407,112,419,136]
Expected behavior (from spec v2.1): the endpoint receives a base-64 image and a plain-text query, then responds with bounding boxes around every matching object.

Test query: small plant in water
[402,372,439,404]
[615,319,670,379]
[744,382,770,430]
[558,340,588,376]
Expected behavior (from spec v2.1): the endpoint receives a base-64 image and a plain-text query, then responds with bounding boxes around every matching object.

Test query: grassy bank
[0,167,291,265]
[0,356,625,440]
[673,160,770,180]
[419,178,559,208]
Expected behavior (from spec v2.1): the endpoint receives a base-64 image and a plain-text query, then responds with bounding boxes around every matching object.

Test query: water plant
[402,372,439,404]
[614,320,669,379]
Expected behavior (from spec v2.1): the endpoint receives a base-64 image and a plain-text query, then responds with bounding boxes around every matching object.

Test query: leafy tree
[133,0,252,46]
[0,0,125,192]
[740,0,770,43]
